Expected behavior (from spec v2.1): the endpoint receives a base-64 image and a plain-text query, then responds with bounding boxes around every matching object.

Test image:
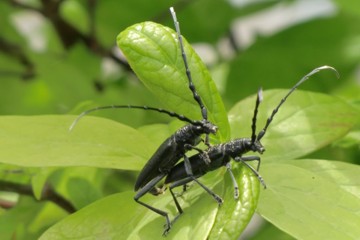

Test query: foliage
[0,0,360,239]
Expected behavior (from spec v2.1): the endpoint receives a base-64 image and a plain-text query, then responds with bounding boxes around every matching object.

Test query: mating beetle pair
[71,7,338,236]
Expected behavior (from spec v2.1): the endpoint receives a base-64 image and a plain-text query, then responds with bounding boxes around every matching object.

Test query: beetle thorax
[193,119,217,135]
[175,124,201,145]
[225,138,265,157]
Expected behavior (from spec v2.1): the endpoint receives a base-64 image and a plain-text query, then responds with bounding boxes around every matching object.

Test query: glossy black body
[165,138,262,185]
[134,122,214,191]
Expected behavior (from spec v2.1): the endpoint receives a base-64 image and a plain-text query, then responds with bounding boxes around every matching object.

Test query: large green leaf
[117,21,230,142]
[228,90,359,161]
[0,116,153,170]
[288,159,360,199]
[208,166,260,239]
[39,180,220,239]
[48,167,105,209]
[39,164,260,239]
[257,160,360,239]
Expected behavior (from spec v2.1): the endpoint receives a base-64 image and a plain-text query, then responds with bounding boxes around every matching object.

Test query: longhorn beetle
[165,65,339,205]
[70,7,220,235]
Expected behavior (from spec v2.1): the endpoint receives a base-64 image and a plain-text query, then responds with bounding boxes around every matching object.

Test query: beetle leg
[233,156,267,189]
[172,183,193,197]
[183,154,223,204]
[184,143,211,165]
[134,173,173,234]
[225,162,239,199]
[166,186,184,231]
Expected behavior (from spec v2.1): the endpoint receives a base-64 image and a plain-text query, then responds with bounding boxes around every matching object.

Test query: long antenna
[256,65,339,141]
[251,88,263,144]
[69,105,196,131]
[170,7,208,121]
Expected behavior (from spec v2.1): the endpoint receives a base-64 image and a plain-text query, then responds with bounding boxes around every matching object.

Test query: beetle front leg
[234,156,267,189]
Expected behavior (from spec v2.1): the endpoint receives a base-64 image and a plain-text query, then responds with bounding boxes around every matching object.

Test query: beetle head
[250,139,265,154]
[201,119,218,134]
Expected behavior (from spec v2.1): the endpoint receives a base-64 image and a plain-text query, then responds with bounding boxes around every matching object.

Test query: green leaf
[0,197,66,240]
[0,163,33,184]
[59,0,89,34]
[228,90,359,161]
[0,116,153,170]
[39,165,261,239]
[208,166,260,239]
[49,167,105,209]
[257,160,360,239]
[40,179,222,239]
[288,159,360,199]
[333,0,360,16]
[31,167,57,200]
[137,123,175,147]
[334,130,360,148]
[117,21,230,142]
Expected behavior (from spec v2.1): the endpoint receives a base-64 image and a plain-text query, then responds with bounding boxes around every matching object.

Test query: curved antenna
[251,88,263,144]
[69,105,195,131]
[170,7,208,121]
[256,65,339,141]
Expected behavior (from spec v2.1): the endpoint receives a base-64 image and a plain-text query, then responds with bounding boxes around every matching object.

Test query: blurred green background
[1,0,359,239]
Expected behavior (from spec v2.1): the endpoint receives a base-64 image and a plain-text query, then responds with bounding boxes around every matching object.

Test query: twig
[0,180,76,213]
